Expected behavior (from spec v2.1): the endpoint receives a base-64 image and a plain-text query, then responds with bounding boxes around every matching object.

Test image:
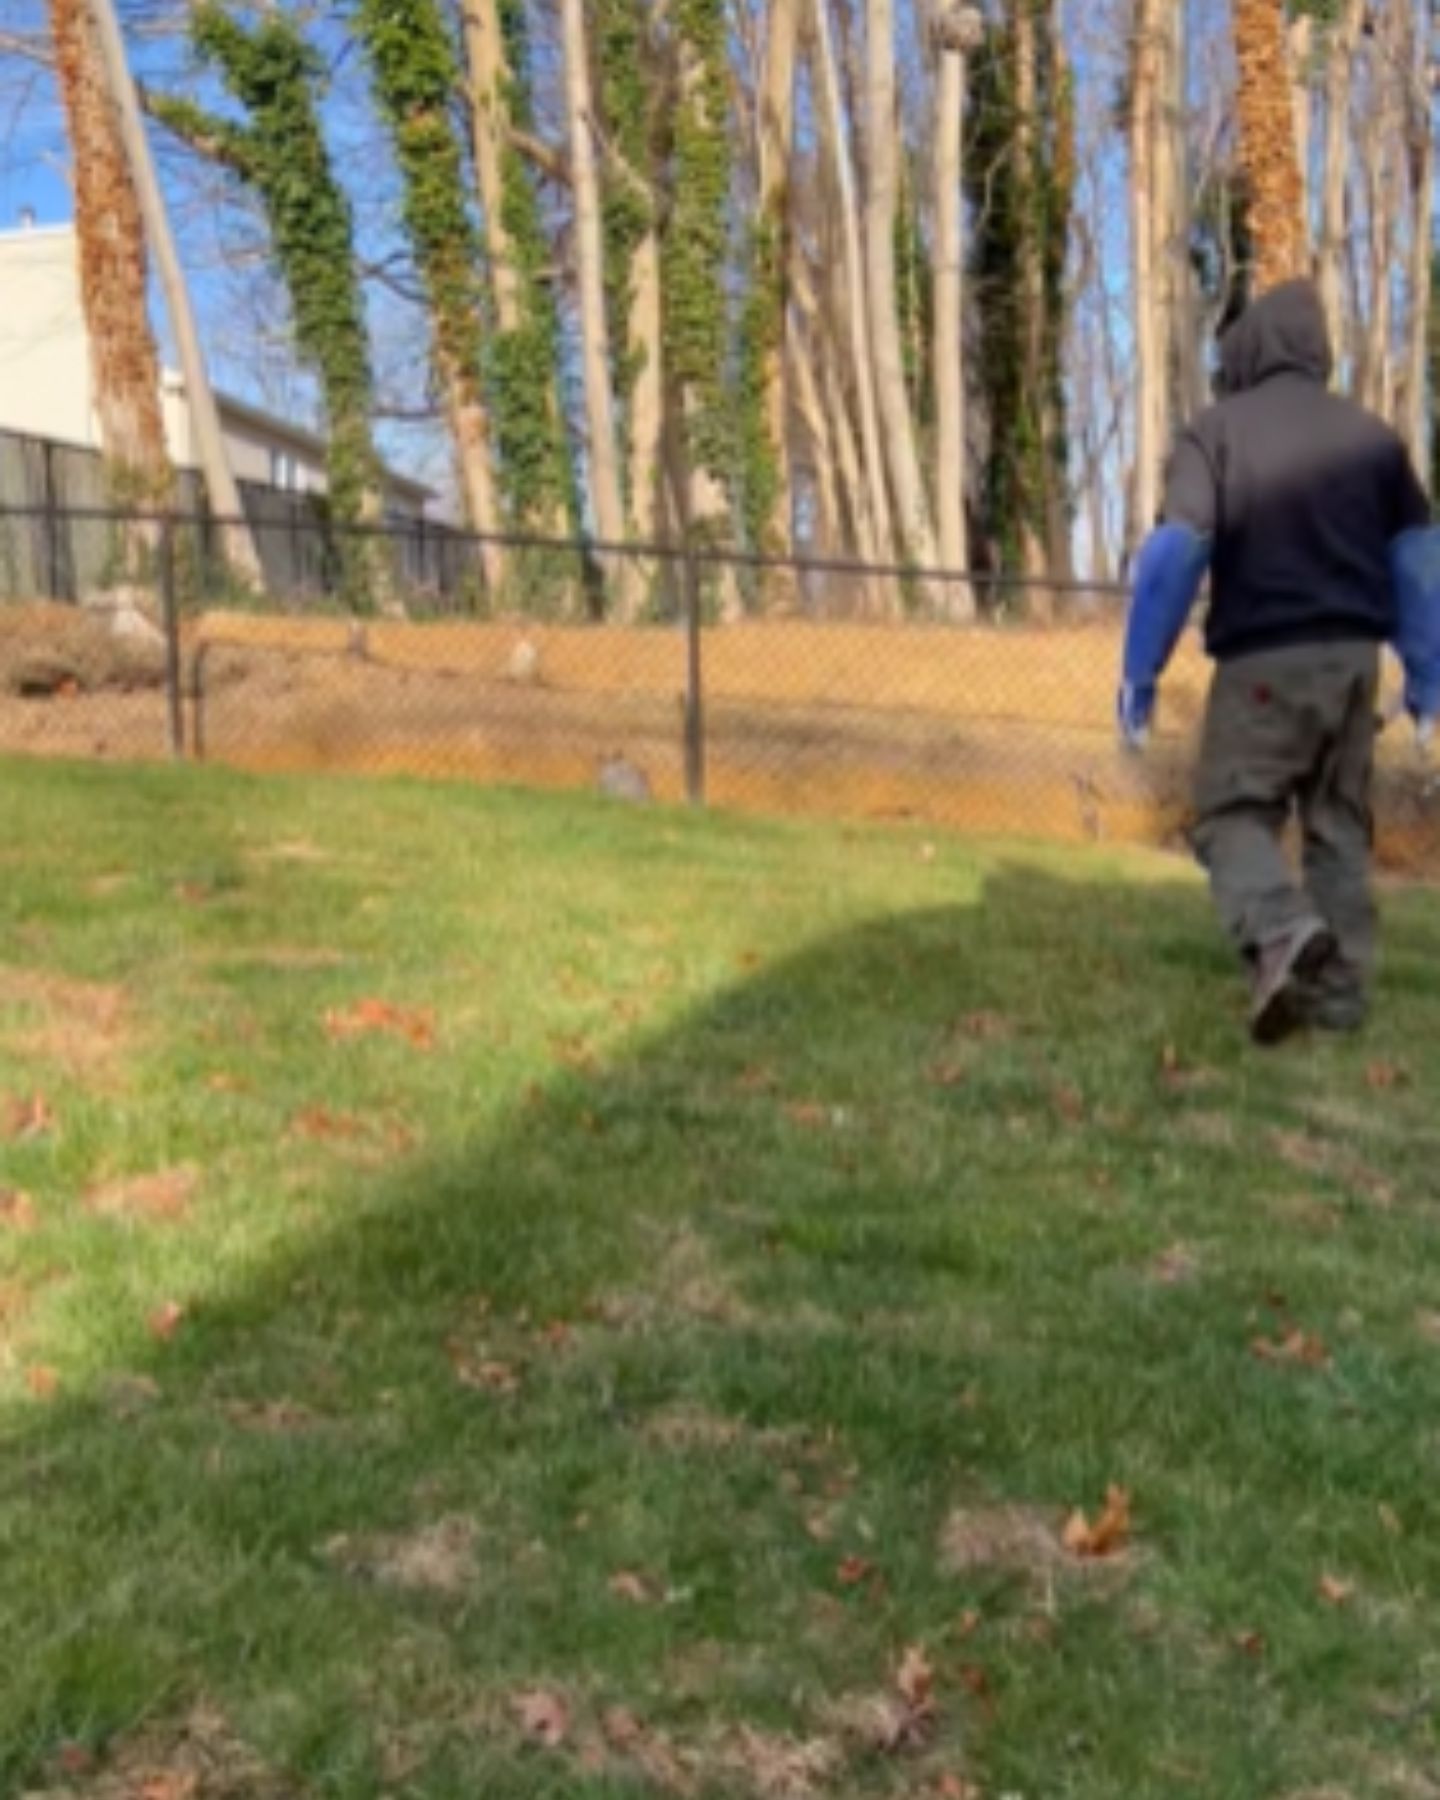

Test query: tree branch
[139,85,258,181]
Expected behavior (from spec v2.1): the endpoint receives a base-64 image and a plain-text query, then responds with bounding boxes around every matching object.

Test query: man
[1118,278,1438,1044]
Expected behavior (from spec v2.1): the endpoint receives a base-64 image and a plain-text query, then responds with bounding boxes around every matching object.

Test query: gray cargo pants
[1192,640,1380,991]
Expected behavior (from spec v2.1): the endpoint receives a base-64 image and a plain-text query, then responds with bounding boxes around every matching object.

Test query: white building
[0,219,429,516]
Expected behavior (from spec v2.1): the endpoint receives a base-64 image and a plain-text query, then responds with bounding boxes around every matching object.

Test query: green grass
[4,759,1440,1799]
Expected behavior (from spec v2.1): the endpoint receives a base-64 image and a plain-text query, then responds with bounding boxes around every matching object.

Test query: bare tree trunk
[85,0,259,579]
[560,0,630,613]
[1130,0,1163,540]
[789,313,843,558]
[1231,0,1308,293]
[931,5,980,619]
[1319,0,1365,364]
[1401,9,1435,476]
[1288,13,1313,231]
[757,0,800,549]
[813,0,894,564]
[50,0,170,514]
[864,0,939,576]
[627,230,664,542]
[794,247,878,566]
[463,0,524,334]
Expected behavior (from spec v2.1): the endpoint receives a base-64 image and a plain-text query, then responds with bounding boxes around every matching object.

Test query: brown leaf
[512,1688,569,1749]
[0,1189,37,1231]
[1148,1243,1199,1287]
[927,1060,970,1090]
[934,1777,982,1800]
[1318,1573,1355,1607]
[2,1092,53,1140]
[957,1010,1014,1043]
[1366,1059,1409,1091]
[537,1320,573,1351]
[784,1100,828,1129]
[289,1106,366,1141]
[86,1167,197,1223]
[325,998,435,1050]
[1251,1328,1330,1370]
[959,1663,996,1719]
[836,1555,874,1587]
[1051,1083,1085,1125]
[956,1608,982,1639]
[448,1344,521,1394]
[1063,1485,1132,1559]
[139,1774,198,1800]
[895,1644,935,1714]
[735,1064,778,1094]
[26,1364,60,1399]
[1233,1629,1266,1658]
[148,1300,186,1342]
[608,1570,653,1605]
[55,1743,96,1776]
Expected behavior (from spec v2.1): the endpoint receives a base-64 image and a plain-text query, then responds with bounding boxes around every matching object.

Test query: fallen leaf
[1063,1485,1132,1559]
[139,1774,197,1800]
[537,1320,573,1351]
[26,1364,59,1399]
[928,1060,970,1089]
[325,998,435,1050]
[1251,1328,1330,1370]
[1148,1243,1199,1286]
[1051,1083,1085,1125]
[1318,1573,1354,1607]
[1233,1629,1266,1657]
[448,1345,521,1394]
[1416,1309,1440,1345]
[934,1777,982,1800]
[735,1065,777,1094]
[608,1570,653,1605]
[512,1689,569,1749]
[784,1101,828,1129]
[957,1010,1014,1043]
[148,1300,186,1342]
[291,1106,365,1141]
[1366,1060,1409,1091]
[959,1663,995,1718]
[0,1189,37,1231]
[956,1608,982,1639]
[86,1167,197,1223]
[2,1092,53,1140]
[836,1555,874,1587]
[55,1744,96,1776]
[895,1644,935,1713]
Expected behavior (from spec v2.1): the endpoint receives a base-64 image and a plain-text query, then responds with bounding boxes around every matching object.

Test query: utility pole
[85,0,261,580]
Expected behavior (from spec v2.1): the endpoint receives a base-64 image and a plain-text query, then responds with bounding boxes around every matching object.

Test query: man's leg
[1298,644,1380,1029]
[1192,652,1334,1040]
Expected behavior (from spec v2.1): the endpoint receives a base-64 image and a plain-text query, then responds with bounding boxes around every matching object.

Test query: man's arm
[1387,441,1437,740]
[1117,432,1215,748]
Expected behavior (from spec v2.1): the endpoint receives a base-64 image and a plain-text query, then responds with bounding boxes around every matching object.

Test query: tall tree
[559,0,630,603]
[751,0,801,550]
[1231,0,1307,291]
[49,0,170,509]
[931,3,982,610]
[864,0,939,574]
[1317,0,1365,361]
[1129,0,1164,538]
[355,0,503,590]
[150,7,386,548]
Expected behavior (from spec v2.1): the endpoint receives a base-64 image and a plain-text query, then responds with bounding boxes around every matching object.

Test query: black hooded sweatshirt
[1161,279,1430,662]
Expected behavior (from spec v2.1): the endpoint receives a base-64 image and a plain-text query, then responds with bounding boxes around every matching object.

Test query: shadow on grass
[8,854,1440,1798]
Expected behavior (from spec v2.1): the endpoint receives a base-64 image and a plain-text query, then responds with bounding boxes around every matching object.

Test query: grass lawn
[4,760,1440,1799]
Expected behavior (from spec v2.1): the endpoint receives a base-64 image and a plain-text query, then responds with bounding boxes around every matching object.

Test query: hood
[1217,279,1333,396]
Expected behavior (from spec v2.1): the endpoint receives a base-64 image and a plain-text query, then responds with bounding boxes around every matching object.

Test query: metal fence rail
[1,501,1435,877]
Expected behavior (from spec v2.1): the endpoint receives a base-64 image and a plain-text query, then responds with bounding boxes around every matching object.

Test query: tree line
[22,0,1440,617]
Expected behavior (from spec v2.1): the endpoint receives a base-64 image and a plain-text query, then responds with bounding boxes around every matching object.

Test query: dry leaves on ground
[25,1363,60,1399]
[1,1189,37,1231]
[512,1689,570,1749]
[1062,1485,1132,1560]
[324,998,435,1050]
[85,1167,197,1224]
[147,1301,187,1342]
[327,1516,479,1596]
[1318,1573,1355,1607]
[608,1570,655,1606]
[22,1702,290,1800]
[1251,1327,1331,1370]
[2,1091,53,1140]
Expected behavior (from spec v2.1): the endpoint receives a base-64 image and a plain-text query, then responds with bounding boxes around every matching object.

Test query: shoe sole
[1250,925,1338,1046]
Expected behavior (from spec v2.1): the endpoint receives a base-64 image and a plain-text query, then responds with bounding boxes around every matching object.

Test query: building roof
[208,387,432,505]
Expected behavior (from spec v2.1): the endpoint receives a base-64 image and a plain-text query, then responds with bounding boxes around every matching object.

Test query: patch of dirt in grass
[220,1398,322,1436]
[324,1515,479,1595]
[0,965,129,1076]
[938,1503,1067,1577]
[84,1166,197,1224]
[23,1702,295,1798]
[594,1228,759,1333]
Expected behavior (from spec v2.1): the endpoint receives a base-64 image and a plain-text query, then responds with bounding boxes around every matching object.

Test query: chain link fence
[2,501,1436,875]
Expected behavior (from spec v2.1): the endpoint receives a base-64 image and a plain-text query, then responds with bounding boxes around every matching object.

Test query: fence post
[42,438,62,600]
[160,515,185,761]
[682,548,706,808]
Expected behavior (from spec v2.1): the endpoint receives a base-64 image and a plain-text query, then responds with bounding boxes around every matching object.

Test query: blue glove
[1117,523,1211,749]
[1391,526,1440,739]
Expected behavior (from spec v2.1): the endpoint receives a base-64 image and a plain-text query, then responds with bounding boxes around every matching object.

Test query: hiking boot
[1249,919,1337,1046]
[1300,968,1369,1034]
